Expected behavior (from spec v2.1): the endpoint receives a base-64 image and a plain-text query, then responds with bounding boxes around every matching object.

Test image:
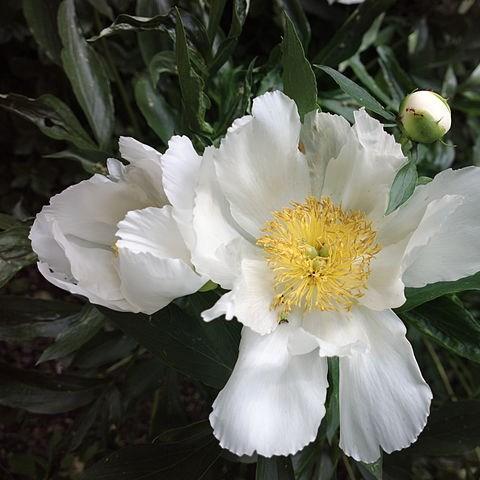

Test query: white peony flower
[30,136,207,314]
[191,91,480,462]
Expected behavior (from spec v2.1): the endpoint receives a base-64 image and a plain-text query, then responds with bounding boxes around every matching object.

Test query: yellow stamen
[257,196,381,316]
[112,243,119,257]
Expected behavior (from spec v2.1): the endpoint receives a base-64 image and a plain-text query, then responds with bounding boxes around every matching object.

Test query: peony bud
[399,91,451,144]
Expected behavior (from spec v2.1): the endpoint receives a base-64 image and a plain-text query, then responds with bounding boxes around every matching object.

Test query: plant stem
[342,454,357,480]
[424,338,457,400]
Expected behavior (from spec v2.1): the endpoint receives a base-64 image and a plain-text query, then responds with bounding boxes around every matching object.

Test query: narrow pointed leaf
[58,0,114,149]
[315,65,395,121]
[0,93,97,150]
[282,14,317,119]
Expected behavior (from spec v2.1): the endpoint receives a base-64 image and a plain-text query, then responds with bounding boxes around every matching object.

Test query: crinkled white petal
[161,135,201,211]
[117,249,204,315]
[214,91,310,237]
[339,307,432,463]
[29,176,149,311]
[210,324,328,457]
[37,262,133,311]
[38,174,148,246]
[322,109,407,221]
[160,135,202,250]
[115,206,206,313]
[232,257,279,335]
[392,167,480,287]
[117,136,168,206]
[116,206,191,263]
[300,111,351,196]
[362,194,463,310]
[192,149,255,289]
[299,310,369,357]
[202,291,236,322]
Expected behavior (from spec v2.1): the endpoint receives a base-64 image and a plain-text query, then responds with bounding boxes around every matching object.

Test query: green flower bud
[399,91,451,144]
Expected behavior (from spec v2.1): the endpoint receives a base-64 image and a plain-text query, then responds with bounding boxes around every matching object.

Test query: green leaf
[313,0,396,66]
[44,147,109,175]
[58,0,114,150]
[0,296,82,342]
[356,456,382,480]
[22,0,62,64]
[136,0,171,65]
[347,55,392,106]
[81,429,222,480]
[0,223,36,288]
[376,46,414,107]
[101,300,239,390]
[89,12,175,42]
[0,93,97,150]
[73,332,137,369]
[86,0,113,20]
[325,357,339,443]
[37,305,105,364]
[277,0,310,48]
[315,65,395,121]
[69,394,104,451]
[0,214,21,230]
[401,296,480,363]
[282,14,317,119]
[176,291,242,370]
[403,400,480,456]
[0,363,103,414]
[210,0,249,73]
[385,160,417,215]
[149,50,177,85]
[256,456,295,480]
[175,9,212,134]
[134,74,175,145]
[400,271,480,312]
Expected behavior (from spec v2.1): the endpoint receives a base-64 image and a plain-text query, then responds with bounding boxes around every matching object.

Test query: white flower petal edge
[192,148,256,289]
[116,206,206,314]
[339,308,432,463]
[214,90,310,238]
[321,109,407,221]
[395,167,480,287]
[210,323,328,457]
[30,137,204,313]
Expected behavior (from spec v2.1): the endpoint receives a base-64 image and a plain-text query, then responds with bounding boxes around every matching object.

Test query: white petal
[118,136,168,206]
[300,310,369,357]
[30,211,72,275]
[398,167,480,287]
[117,249,205,315]
[232,257,279,335]
[116,206,205,314]
[192,150,255,289]
[322,109,407,220]
[361,194,463,310]
[339,308,432,463]
[38,174,149,246]
[300,111,351,196]
[214,91,310,237]
[210,324,328,457]
[116,206,191,263]
[202,291,235,322]
[119,136,162,165]
[161,135,201,212]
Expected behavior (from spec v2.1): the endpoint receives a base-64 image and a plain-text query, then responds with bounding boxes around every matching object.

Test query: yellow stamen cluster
[257,197,380,315]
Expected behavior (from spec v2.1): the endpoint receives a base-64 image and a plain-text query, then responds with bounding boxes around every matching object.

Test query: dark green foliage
[1,0,480,478]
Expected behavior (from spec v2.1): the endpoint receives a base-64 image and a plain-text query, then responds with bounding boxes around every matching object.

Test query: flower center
[257,196,380,315]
